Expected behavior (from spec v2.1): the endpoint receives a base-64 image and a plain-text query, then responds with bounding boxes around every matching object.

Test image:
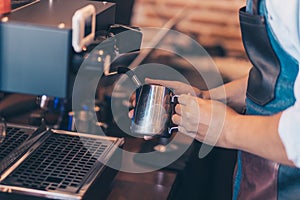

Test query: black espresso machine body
[0,0,116,99]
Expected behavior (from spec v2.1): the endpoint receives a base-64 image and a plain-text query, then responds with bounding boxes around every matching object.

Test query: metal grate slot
[3,132,112,192]
[0,126,34,162]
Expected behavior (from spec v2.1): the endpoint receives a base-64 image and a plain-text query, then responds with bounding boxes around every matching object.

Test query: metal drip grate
[3,132,112,192]
[0,126,33,162]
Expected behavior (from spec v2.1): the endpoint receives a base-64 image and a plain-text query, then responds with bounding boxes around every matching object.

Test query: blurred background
[131,0,251,81]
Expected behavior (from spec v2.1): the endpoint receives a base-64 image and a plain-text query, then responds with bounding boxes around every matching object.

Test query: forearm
[227,112,295,166]
[201,75,248,112]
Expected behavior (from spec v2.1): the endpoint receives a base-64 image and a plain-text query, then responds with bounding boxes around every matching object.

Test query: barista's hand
[145,78,207,98]
[172,94,237,148]
[129,78,208,141]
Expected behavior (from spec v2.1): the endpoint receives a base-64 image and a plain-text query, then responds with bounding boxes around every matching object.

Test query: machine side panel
[0,23,71,98]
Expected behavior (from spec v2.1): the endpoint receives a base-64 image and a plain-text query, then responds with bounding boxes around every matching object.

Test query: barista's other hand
[145,78,207,97]
[172,94,237,148]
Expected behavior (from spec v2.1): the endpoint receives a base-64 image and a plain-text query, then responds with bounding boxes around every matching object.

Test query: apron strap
[251,0,260,15]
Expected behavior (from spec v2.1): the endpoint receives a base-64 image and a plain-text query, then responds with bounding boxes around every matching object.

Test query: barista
[133,0,300,199]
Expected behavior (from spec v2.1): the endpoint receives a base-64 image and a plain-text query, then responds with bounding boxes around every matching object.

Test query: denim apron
[233,0,300,199]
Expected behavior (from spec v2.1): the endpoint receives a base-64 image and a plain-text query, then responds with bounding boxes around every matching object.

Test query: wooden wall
[131,0,247,57]
[131,0,251,80]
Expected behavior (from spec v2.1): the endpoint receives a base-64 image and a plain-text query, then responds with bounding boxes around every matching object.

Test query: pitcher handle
[168,126,178,134]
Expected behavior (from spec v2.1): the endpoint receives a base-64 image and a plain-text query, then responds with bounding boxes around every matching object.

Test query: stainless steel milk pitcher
[131,84,178,137]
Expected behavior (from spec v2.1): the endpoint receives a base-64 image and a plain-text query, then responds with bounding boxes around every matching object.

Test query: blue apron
[233,0,300,199]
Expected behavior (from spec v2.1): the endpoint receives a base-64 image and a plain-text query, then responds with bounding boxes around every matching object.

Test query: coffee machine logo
[72,28,227,173]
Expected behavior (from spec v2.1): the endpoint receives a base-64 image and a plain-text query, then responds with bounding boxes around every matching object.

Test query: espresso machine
[0,0,144,199]
[0,0,116,128]
[0,0,141,128]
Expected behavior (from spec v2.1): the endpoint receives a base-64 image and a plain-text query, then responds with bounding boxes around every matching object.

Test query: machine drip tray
[0,124,124,200]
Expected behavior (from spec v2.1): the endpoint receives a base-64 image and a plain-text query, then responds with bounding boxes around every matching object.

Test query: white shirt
[266,0,300,167]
